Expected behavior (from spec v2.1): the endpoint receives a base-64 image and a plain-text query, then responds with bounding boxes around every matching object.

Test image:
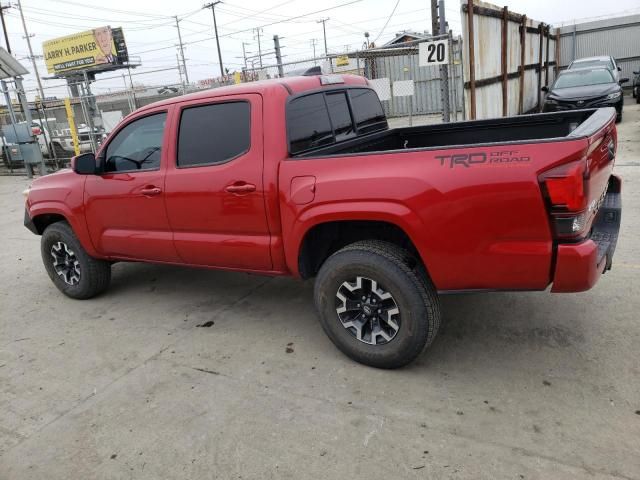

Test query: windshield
[553,69,614,89]
[571,59,613,70]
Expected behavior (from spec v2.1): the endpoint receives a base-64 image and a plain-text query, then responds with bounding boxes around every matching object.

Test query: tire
[41,221,111,299]
[314,240,441,369]
[636,93,640,104]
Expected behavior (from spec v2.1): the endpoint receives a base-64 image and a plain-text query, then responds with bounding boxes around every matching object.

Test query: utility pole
[241,42,250,69]
[0,3,11,53]
[273,35,284,78]
[310,38,318,59]
[438,0,450,122]
[176,53,184,86]
[174,16,189,85]
[317,18,329,56]
[203,2,224,77]
[430,0,439,36]
[16,0,45,102]
[16,0,50,172]
[253,27,263,68]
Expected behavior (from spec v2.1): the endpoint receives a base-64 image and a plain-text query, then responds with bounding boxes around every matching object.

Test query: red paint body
[26,75,620,293]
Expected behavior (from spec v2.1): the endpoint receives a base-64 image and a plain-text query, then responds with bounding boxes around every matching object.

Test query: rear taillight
[539,159,589,239]
[32,126,42,136]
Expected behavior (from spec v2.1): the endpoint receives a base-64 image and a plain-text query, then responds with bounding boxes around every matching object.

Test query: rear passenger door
[163,94,271,270]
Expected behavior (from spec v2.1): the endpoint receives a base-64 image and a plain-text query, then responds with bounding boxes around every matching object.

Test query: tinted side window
[105,113,166,172]
[178,102,250,167]
[288,93,333,154]
[326,92,355,142]
[349,89,386,133]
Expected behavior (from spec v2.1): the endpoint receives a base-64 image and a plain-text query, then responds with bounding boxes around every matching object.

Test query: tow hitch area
[591,175,622,272]
[551,174,622,293]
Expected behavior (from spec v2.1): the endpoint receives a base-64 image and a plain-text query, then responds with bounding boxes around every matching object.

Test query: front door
[163,94,271,270]
[84,110,180,262]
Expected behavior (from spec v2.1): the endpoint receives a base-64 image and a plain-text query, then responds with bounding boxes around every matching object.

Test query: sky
[2,0,640,100]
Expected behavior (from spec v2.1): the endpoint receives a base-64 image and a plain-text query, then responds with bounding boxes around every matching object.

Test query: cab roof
[136,74,369,114]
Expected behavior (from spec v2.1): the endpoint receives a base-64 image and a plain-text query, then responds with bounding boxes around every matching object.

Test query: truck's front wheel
[314,241,440,368]
[41,222,111,299]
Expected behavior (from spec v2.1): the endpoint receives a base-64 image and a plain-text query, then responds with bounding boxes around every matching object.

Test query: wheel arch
[291,202,430,280]
[298,219,425,280]
[31,212,67,234]
[29,203,100,257]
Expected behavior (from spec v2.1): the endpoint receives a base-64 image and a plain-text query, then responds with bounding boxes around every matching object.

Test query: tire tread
[314,240,441,368]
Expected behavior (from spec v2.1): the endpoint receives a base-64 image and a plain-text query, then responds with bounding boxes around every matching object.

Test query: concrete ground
[1,99,639,480]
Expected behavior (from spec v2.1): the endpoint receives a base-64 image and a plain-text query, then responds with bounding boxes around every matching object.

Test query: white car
[568,55,622,82]
[31,119,97,158]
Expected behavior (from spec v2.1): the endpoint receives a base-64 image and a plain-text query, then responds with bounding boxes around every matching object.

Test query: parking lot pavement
[1,103,639,480]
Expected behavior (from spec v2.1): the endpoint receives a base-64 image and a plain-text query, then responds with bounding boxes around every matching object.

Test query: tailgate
[569,107,617,222]
[544,107,621,292]
[540,107,617,241]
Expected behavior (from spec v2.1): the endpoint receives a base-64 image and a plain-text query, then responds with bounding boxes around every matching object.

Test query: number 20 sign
[418,40,449,67]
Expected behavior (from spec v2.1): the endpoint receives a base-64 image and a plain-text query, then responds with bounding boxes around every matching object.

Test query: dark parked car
[567,55,622,82]
[542,67,628,122]
[632,70,639,103]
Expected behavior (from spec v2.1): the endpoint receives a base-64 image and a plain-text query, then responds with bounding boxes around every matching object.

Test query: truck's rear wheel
[314,240,440,368]
[41,221,111,299]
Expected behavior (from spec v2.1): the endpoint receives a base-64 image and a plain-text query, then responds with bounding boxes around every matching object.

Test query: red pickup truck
[24,74,621,368]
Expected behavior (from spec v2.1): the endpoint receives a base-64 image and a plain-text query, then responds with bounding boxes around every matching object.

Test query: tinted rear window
[178,101,250,167]
[349,89,386,133]
[326,91,355,142]
[287,88,386,155]
[288,93,334,154]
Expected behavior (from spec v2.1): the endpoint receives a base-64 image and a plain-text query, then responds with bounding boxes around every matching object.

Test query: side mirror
[619,78,629,85]
[617,66,622,71]
[633,71,640,75]
[541,85,549,92]
[71,153,97,175]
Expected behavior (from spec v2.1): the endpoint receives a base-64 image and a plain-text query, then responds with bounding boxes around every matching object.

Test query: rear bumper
[551,175,621,292]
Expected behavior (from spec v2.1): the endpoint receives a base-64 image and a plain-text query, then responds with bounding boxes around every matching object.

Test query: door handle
[140,186,162,196]
[225,182,256,195]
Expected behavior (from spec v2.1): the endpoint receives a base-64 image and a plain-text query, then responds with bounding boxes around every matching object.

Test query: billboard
[43,26,129,75]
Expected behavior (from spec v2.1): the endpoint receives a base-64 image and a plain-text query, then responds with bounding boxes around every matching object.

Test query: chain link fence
[242,35,465,127]
[0,66,200,173]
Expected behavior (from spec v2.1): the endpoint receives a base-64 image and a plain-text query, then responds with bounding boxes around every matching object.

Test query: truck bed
[294,109,603,158]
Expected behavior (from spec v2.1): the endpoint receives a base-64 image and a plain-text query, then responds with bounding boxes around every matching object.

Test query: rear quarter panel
[280,138,590,291]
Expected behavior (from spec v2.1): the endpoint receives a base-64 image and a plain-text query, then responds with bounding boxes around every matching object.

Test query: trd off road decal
[436,150,531,168]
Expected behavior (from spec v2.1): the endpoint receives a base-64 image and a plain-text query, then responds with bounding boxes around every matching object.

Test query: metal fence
[461,0,559,120]
[557,14,640,81]
[243,36,465,125]
[0,73,192,173]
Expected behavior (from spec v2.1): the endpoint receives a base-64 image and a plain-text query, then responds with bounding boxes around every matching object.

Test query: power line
[18,4,176,25]
[218,0,297,27]
[5,11,175,32]
[131,0,362,56]
[373,0,401,43]
[52,0,171,19]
